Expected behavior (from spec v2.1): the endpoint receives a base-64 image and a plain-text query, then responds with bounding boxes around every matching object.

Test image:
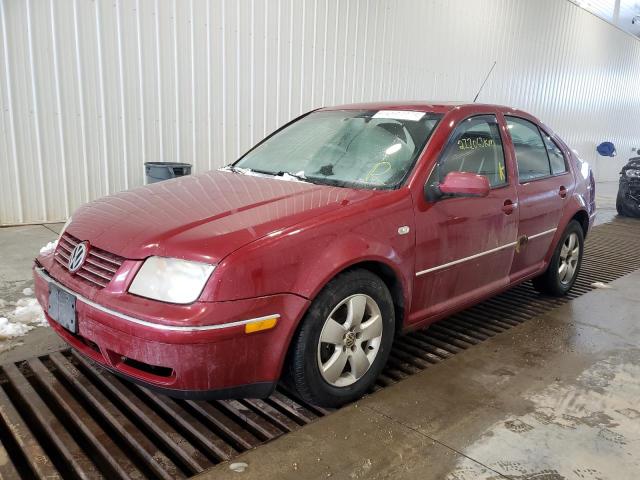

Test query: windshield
[234,109,442,189]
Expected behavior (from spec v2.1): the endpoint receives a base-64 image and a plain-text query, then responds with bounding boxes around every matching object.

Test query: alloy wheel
[317,294,384,387]
[558,232,580,284]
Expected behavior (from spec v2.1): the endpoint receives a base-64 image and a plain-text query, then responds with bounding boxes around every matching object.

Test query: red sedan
[34,102,595,407]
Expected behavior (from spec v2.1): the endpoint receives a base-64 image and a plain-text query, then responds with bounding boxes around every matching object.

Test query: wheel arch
[280,258,407,398]
[345,260,406,338]
[571,209,590,239]
[284,258,408,368]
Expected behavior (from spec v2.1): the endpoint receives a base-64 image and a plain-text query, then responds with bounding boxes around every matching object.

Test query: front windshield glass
[234,109,442,189]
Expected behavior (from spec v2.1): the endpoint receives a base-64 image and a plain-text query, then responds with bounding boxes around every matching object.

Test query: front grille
[54,233,124,288]
[628,181,640,197]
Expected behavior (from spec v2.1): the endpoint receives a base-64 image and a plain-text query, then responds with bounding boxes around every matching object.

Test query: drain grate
[1,218,639,479]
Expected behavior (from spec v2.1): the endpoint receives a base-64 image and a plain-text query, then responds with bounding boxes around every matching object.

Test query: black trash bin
[144,162,192,184]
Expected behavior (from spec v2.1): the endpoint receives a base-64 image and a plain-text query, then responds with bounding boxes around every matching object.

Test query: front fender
[206,190,416,310]
[300,235,411,303]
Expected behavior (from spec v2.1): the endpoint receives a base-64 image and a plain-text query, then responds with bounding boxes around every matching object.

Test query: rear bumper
[33,265,310,397]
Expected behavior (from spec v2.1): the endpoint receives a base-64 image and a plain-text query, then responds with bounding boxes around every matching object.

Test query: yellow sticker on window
[457,137,496,150]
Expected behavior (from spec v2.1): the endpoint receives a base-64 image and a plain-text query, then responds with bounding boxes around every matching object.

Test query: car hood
[622,157,640,172]
[65,171,374,263]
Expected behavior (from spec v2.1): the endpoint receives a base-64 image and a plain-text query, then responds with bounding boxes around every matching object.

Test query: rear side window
[542,133,567,175]
[506,116,551,182]
[437,115,507,188]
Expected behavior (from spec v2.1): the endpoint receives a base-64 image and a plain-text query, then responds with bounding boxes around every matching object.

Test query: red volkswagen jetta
[34,102,595,407]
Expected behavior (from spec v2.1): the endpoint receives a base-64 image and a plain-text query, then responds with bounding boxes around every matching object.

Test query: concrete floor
[199,268,640,480]
[593,180,617,223]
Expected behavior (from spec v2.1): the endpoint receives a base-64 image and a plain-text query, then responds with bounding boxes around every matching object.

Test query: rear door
[502,115,574,281]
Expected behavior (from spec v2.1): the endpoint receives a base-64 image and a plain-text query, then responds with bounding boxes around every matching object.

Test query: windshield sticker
[372,110,426,121]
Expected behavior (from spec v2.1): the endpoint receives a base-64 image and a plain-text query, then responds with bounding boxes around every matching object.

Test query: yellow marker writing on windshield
[364,161,392,183]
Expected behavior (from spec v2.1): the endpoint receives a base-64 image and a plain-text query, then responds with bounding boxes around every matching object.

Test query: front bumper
[618,179,640,217]
[33,265,310,398]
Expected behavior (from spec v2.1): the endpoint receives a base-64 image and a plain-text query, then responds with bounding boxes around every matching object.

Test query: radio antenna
[473,61,497,103]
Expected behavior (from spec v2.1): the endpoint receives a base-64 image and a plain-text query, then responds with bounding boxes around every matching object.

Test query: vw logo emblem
[68,241,89,273]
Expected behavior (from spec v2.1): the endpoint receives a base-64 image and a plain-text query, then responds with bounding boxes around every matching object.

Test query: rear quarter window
[542,133,567,175]
[505,116,552,182]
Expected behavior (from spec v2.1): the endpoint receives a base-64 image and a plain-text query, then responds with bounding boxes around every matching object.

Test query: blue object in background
[597,141,617,157]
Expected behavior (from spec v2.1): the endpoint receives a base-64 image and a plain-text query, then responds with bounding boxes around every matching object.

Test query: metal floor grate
[1,218,640,479]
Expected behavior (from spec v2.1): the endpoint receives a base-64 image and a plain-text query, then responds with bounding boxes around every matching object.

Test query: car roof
[321,101,530,116]
[320,101,545,129]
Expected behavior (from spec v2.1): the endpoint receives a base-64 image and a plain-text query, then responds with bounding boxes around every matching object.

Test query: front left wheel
[285,269,395,408]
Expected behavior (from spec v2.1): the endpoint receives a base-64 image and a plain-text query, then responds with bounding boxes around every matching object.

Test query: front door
[502,115,574,281]
[409,114,519,325]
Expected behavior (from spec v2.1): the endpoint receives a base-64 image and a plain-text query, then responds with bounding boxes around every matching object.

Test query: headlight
[128,257,215,304]
[625,169,640,178]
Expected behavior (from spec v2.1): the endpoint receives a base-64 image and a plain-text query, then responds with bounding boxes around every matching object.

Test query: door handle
[559,186,567,198]
[502,199,517,215]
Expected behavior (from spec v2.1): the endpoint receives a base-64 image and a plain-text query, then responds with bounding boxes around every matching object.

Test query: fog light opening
[117,355,174,378]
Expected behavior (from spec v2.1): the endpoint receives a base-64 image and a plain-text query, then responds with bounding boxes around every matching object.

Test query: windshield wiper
[249,169,311,183]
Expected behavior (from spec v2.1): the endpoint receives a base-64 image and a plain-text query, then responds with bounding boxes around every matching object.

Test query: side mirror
[426,171,490,201]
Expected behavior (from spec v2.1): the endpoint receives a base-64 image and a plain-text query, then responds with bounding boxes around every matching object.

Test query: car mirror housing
[426,171,491,201]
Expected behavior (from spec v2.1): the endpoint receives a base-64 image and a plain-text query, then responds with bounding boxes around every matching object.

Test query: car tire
[532,220,584,296]
[285,269,395,408]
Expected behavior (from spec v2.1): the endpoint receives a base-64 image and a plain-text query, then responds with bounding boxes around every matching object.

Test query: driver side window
[434,115,507,188]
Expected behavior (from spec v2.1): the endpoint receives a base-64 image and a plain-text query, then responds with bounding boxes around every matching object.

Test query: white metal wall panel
[1,0,640,225]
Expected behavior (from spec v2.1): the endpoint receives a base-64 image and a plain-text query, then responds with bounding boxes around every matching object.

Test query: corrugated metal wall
[1,0,639,225]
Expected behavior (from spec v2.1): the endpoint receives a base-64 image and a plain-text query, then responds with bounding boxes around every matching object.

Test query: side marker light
[245,317,279,334]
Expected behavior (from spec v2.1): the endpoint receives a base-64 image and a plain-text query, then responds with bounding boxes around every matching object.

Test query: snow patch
[278,171,306,182]
[40,240,58,255]
[0,297,48,340]
[218,165,253,175]
[0,317,31,339]
[229,462,248,473]
[219,166,308,183]
[22,287,34,296]
[13,298,47,326]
